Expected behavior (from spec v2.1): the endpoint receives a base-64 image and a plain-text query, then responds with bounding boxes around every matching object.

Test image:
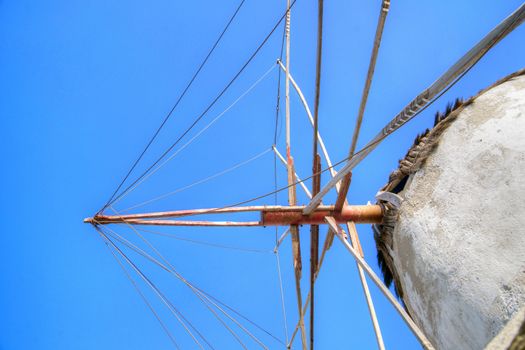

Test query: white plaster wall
[392,74,525,350]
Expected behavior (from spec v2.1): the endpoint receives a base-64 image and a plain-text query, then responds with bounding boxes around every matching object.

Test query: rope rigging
[119,146,273,213]
[97,228,207,348]
[102,0,299,213]
[109,209,273,349]
[134,227,272,254]
[101,0,248,213]
[87,2,525,349]
[303,3,525,215]
[100,232,182,349]
[99,223,280,348]
[110,63,278,209]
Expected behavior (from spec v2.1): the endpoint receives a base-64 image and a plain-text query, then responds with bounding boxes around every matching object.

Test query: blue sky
[1,1,524,349]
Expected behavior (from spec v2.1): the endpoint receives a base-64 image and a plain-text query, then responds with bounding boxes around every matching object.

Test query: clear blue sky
[1,1,524,349]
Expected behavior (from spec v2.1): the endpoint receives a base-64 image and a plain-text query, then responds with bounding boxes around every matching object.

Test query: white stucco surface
[392,74,525,350]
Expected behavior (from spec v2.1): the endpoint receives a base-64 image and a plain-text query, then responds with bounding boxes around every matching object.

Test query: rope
[108,208,270,349]
[275,249,290,345]
[309,2,324,347]
[100,231,181,349]
[303,3,525,215]
[110,64,277,209]
[127,138,384,222]
[120,147,273,212]
[101,0,248,212]
[311,0,323,161]
[100,224,251,349]
[100,223,284,346]
[134,227,272,254]
[196,289,286,346]
[273,20,289,346]
[97,228,205,349]
[103,0,299,212]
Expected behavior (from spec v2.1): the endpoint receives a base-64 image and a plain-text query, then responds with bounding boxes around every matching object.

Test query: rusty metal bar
[86,204,383,226]
[309,154,321,350]
[89,219,261,227]
[261,205,382,226]
[304,3,525,216]
[334,172,352,212]
[325,217,435,350]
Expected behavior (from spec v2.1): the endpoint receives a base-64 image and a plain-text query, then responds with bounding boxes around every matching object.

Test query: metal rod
[288,93,385,348]
[91,219,262,227]
[309,155,321,350]
[87,204,382,223]
[88,205,382,227]
[349,0,390,157]
[334,172,352,212]
[303,3,525,215]
[284,1,306,347]
[325,217,435,350]
[277,61,335,175]
[273,146,312,198]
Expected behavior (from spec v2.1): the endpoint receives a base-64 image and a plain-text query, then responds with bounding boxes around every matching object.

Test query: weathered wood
[86,204,383,226]
[303,3,525,215]
[309,154,321,350]
[325,216,435,350]
[334,172,352,212]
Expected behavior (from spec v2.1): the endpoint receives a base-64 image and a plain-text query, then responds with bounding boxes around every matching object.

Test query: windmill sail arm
[302,3,525,215]
[86,204,383,227]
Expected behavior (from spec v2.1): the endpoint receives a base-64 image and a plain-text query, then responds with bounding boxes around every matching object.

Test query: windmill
[85,2,525,349]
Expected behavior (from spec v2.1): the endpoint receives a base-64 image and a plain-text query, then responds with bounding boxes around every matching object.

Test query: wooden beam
[309,154,321,350]
[86,204,383,225]
[325,217,436,350]
[303,3,525,215]
[334,172,352,212]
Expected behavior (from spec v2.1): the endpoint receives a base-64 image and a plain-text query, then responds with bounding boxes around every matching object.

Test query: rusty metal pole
[86,204,383,226]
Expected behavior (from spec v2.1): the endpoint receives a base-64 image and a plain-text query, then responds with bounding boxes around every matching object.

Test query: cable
[108,63,277,210]
[134,227,272,254]
[103,0,299,212]
[119,146,272,212]
[99,223,278,348]
[99,230,181,349]
[100,225,247,348]
[107,210,269,349]
[101,0,248,213]
[97,228,205,349]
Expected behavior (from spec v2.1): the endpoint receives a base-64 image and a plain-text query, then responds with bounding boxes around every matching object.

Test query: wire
[101,0,248,213]
[97,228,206,349]
[107,210,269,349]
[119,146,273,212]
[349,0,390,157]
[99,222,279,348]
[109,64,277,209]
[100,225,249,348]
[103,0,299,212]
[99,229,181,349]
[134,227,272,254]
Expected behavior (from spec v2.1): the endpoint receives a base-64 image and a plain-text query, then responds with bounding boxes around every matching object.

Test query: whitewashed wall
[392,74,525,350]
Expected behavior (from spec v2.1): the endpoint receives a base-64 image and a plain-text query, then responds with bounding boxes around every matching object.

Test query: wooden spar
[349,0,390,158]
[278,71,384,348]
[303,3,525,216]
[285,0,306,347]
[277,61,335,174]
[334,172,352,212]
[325,217,436,350]
[310,0,324,346]
[272,146,312,198]
[85,204,383,226]
[91,219,262,227]
[309,154,321,350]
